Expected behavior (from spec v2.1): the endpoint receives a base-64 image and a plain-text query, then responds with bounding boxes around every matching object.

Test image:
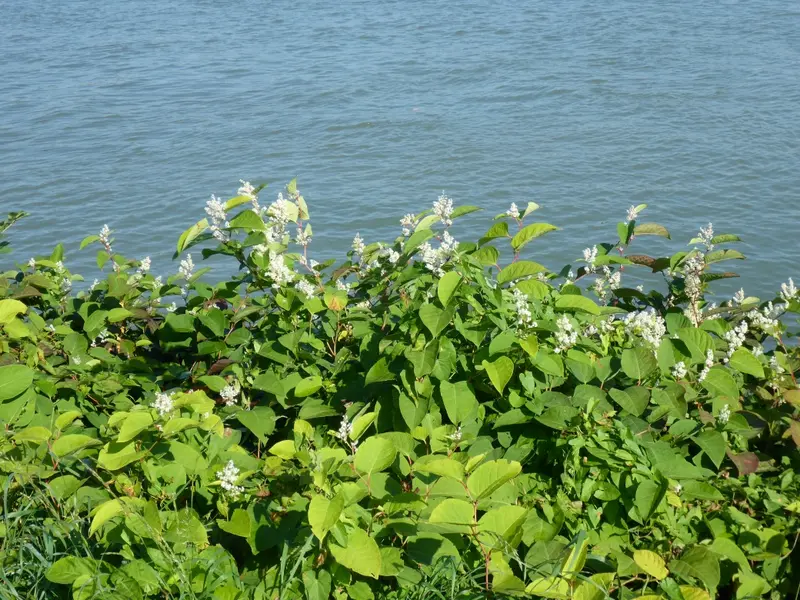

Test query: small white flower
[623,308,666,349]
[780,278,797,303]
[506,203,520,219]
[238,180,256,199]
[698,349,714,382]
[179,254,195,279]
[770,355,785,375]
[385,249,400,264]
[671,361,687,379]
[295,279,316,299]
[448,426,463,442]
[89,279,100,292]
[718,404,731,425]
[673,483,682,495]
[512,287,537,330]
[138,256,151,273]
[400,214,419,237]
[71,356,82,365]
[267,252,295,288]
[336,280,351,292]
[99,224,112,247]
[554,315,578,353]
[433,192,454,227]
[60,277,72,293]
[352,233,365,256]
[28,258,35,268]
[295,227,311,247]
[166,302,177,312]
[220,382,240,407]
[625,205,642,223]
[336,414,353,441]
[153,392,174,417]
[54,261,65,273]
[216,460,244,499]
[698,223,715,251]
[723,320,748,363]
[732,288,745,305]
[418,231,459,277]
[582,246,598,272]
[46,324,56,333]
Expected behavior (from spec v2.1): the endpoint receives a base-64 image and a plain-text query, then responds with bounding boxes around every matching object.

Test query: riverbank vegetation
[0,180,798,599]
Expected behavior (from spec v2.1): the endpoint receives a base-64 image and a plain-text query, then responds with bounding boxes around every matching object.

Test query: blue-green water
[2,1,799,295]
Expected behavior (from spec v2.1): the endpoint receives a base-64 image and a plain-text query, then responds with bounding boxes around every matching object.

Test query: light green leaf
[0,364,33,401]
[229,209,266,231]
[0,299,27,325]
[429,498,474,529]
[295,376,323,398]
[354,437,396,474]
[511,223,558,251]
[483,356,514,395]
[467,459,522,500]
[608,387,649,417]
[349,412,376,441]
[419,303,454,337]
[728,347,764,378]
[117,412,153,443]
[633,549,668,580]
[89,499,123,536]
[621,347,657,380]
[45,556,94,584]
[269,440,296,460]
[555,295,601,315]
[365,357,394,385]
[308,493,344,541]
[176,218,208,254]
[415,458,465,481]
[329,528,382,579]
[107,308,132,323]
[701,366,739,399]
[693,430,726,468]
[437,271,462,306]
[497,260,548,285]
[440,380,478,424]
[634,223,671,239]
[51,434,101,457]
[525,577,570,599]
[13,426,51,444]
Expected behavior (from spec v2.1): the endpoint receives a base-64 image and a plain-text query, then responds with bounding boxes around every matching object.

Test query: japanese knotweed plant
[0,180,799,600]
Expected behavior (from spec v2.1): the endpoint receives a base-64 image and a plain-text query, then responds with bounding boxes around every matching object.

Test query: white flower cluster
[583,246,598,273]
[166,302,177,312]
[683,253,705,300]
[91,328,111,348]
[99,224,112,249]
[205,195,230,242]
[433,193,454,227]
[723,320,748,363]
[623,307,666,349]
[60,277,72,294]
[746,302,781,334]
[400,214,420,237]
[625,205,642,223]
[418,231,459,277]
[265,193,293,243]
[698,223,715,251]
[152,391,174,418]
[512,287,537,330]
[671,361,687,379]
[698,349,714,382]
[732,288,745,306]
[718,404,731,425]
[770,355,785,375]
[267,252,295,288]
[592,266,621,304]
[216,460,244,499]
[295,279,316,299]
[220,382,240,407]
[448,426,463,442]
[336,414,353,441]
[28,258,35,269]
[506,203,520,219]
[780,278,797,303]
[554,315,578,353]
[295,226,312,247]
[352,233,365,257]
[179,254,195,280]
[238,180,256,199]
[138,256,151,274]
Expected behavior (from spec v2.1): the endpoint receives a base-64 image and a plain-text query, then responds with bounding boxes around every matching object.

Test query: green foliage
[0,187,799,600]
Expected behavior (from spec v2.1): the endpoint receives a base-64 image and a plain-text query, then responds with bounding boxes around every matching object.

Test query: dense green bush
[0,181,798,600]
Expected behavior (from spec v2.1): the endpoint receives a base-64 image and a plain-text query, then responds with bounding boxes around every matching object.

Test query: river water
[2,0,799,296]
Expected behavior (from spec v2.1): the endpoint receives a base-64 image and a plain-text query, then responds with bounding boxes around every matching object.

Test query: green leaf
[680,481,724,501]
[218,508,251,538]
[51,434,101,457]
[497,260,548,286]
[670,546,720,591]
[236,406,276,443]
[701,366,739,399]
[510,223,558,251]
[728,347,764,378]
[89,499,123,536]
[635,480,666,522]
[634,223,671,239]
[107,307,132,323]
[483,356,514,395]
[609,387,649,416]
[693,430,726,468]
[709,538,750,573]
[13,426,51,444]
[415,458,465,481]
[467,459,522,500]
[308,493,344,541]
[676,328,715,364]
[229,209,266,231]
[429,498,474,529]
[46,556,94,584]
[705,249,745,264]
[117,412,153,443]
[621,347,657,380]
[295,376,323,398]
[437,271,462,306]
[525,577,570,599]
[354,437,396,474]
[440,380,478,424]
[451,205,482,219]
[329,528,382,579]
[176,218,208,254]
[365,357,394,385]
[303,570,332,600]
[419,303,454,337]
[555,295,601,315]
[477,505,528,547]
[0,299,27,325]
[633,549,668,580]
[474,245,500,266]
[0,364,33,401]
[269,440,296,460]
[479,221,509,245]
